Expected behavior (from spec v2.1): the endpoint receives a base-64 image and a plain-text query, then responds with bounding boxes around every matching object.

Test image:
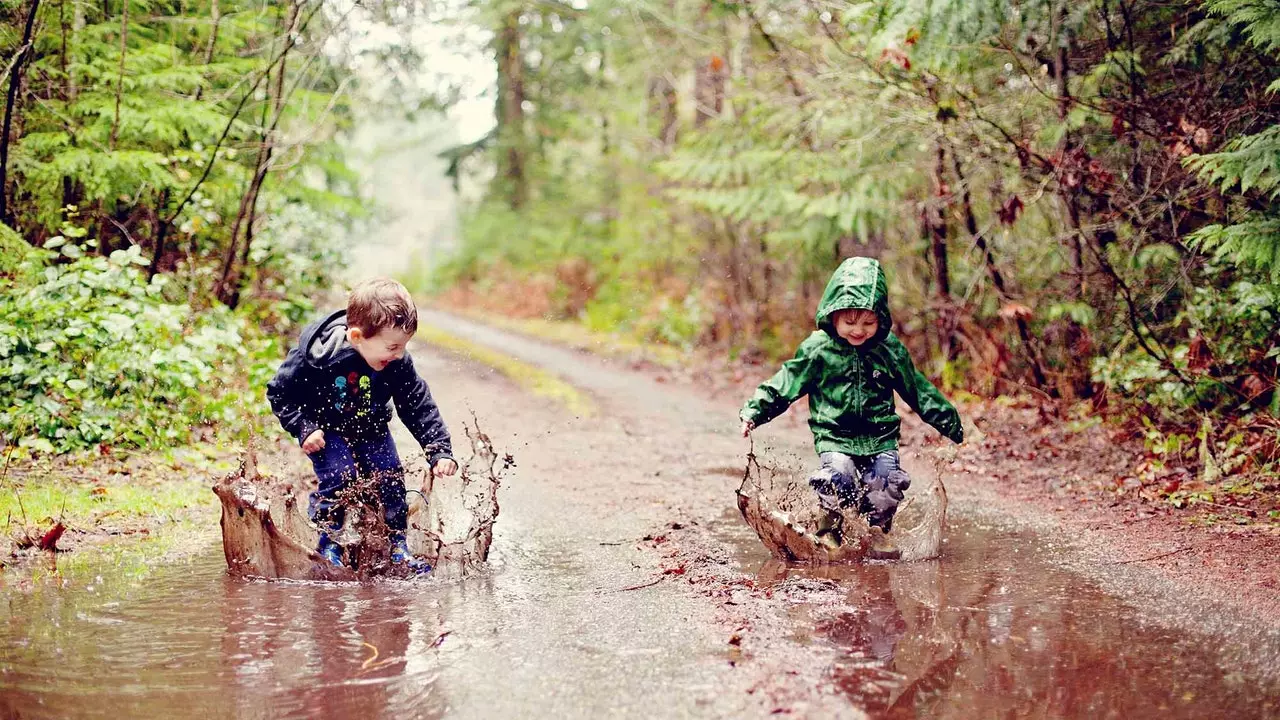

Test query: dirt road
[2,310,1278,719]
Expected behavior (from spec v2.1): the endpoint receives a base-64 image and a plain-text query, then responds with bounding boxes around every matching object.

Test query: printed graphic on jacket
[333,372,375,418]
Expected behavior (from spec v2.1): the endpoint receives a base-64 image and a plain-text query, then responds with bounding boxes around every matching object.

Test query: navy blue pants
[807,451,910,531]
[306,432,408,535]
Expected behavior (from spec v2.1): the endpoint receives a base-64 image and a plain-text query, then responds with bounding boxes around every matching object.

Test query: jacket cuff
[426,448,455,466]
[296,419,320,446]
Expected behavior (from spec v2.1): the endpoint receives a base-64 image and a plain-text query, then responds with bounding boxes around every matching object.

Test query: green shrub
[0,239,269,453]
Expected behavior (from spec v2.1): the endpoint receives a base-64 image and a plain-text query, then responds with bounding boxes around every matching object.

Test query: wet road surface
[2,312,1278,718]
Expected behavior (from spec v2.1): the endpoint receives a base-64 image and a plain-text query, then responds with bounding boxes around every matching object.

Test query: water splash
[735,442,946,563]
[212,416,510,581]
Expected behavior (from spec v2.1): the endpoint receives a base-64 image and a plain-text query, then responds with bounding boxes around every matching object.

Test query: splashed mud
[736,445,946,563]
[213,418,509,581]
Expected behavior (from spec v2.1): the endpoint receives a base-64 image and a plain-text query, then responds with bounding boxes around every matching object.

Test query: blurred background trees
[434,0,1278,482]
[1,0,1275,483]
[0,0,441,451]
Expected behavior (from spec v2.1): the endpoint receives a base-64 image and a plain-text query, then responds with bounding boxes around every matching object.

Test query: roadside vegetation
[424,0,1280,516]
[0,0,437,565]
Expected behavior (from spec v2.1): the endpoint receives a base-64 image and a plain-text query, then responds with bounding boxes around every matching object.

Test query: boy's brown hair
[347,278,418,337]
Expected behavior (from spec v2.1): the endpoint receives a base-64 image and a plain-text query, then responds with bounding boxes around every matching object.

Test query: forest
[1,0,1277,488]
[436,0,1280,490]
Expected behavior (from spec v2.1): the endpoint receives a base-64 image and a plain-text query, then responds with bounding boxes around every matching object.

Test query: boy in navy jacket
[267,278,456,572]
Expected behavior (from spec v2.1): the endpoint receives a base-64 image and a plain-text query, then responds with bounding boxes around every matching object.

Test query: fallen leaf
[997,195,1024,225]
[1187,335,1213,372]
[39,522,65,551]
[999,303,1034,321]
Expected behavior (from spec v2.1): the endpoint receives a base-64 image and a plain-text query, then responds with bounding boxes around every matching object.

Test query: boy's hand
[740,419,754,438]
[432,458,458,476]
[302,429,326,454]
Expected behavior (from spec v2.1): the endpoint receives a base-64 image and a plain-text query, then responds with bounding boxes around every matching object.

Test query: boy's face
[347,326,413,371]
[833,309,879,346]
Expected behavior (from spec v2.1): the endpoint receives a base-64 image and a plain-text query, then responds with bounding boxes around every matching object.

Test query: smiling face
[832,308,880,346]
[347,326,413,371]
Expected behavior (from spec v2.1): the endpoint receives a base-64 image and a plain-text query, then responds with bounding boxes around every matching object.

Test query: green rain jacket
[740,257,963,456]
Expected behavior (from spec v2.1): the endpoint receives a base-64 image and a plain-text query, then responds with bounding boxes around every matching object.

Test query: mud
[214,418,507,581]
[736,443,946,563]
[3,311,1279,718]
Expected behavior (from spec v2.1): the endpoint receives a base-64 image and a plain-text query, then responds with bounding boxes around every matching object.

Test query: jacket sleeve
[740,336,819,428]
[389,354,455,464]
[266,345,320,446]
[889,338,963,444]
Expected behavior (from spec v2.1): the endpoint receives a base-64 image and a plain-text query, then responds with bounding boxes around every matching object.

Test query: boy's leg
[352,433,429,573]
[306,434,358,565]
[807,452,863,512]
[808,452,864,546]
[351,433,408,533]
[862,451,911,532]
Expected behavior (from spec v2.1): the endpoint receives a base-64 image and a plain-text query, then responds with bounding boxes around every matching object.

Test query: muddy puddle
[712,510,1280,718]
[3,514,1278,718]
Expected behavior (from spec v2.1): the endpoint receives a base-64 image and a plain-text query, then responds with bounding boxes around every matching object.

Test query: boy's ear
[347,326,364,343]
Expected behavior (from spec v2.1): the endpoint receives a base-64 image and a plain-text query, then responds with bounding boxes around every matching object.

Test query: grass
[415,324,596,417]
[0,444,232,574]
[1,476,214,529]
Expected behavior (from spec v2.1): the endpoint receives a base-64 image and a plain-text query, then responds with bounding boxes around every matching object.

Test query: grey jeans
[807,451,910,531]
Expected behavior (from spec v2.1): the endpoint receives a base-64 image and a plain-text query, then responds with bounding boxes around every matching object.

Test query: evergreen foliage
[437,0,1280,480]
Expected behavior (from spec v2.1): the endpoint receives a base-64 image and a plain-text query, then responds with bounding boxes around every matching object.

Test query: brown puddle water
[716,512,1280,719]
[2,515,1279,719]
[1,551,451,718]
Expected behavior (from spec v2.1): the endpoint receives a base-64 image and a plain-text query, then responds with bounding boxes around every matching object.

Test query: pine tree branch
[161,0,331,228]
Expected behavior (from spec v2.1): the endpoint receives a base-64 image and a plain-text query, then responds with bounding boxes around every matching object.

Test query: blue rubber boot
[317,532,345,568]
[389,532,432,575]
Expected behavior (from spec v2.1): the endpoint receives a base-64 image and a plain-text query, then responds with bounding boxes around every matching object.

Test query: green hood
[815,257,892,345]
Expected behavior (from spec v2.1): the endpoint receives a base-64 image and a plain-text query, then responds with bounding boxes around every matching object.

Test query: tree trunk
[495,7,527,210]
[928,142,956,360]
[148,188,170,278]
[110,0,128,150]
[694,55,726,127]
[1053,3,1086,298]
[646,76,678,149]
[215,0,297,306]
[192,0,220,101]
[0,0,42,225]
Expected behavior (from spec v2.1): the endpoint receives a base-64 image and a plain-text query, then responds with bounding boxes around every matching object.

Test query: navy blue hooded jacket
[266,310,454,464]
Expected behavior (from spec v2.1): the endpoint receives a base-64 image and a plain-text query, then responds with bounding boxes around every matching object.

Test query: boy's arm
[388,354,454,465]
[888,337,963,444]
[740,336,819,429]
[266,345,320,446]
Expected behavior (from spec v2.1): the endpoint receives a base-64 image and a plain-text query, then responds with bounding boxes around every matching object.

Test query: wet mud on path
[2,310,1279,718]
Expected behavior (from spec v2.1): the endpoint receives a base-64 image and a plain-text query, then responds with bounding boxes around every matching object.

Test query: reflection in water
[755,519,1280,719]
[4,517,1280,718]
[0,551,448,719]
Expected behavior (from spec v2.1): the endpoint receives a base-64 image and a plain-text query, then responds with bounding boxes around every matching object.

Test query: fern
[1186,124,1280,199]
[1188,218,1280,282]
[1204,0,1280,53]
[1181,0,1280,279]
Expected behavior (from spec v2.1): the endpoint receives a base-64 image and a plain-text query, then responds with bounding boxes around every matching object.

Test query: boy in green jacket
[739,257,963,543]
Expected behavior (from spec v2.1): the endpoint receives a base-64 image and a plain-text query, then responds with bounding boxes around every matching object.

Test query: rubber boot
[389,532,432,575]
[866,527,901,561]
[317,532,345,568]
